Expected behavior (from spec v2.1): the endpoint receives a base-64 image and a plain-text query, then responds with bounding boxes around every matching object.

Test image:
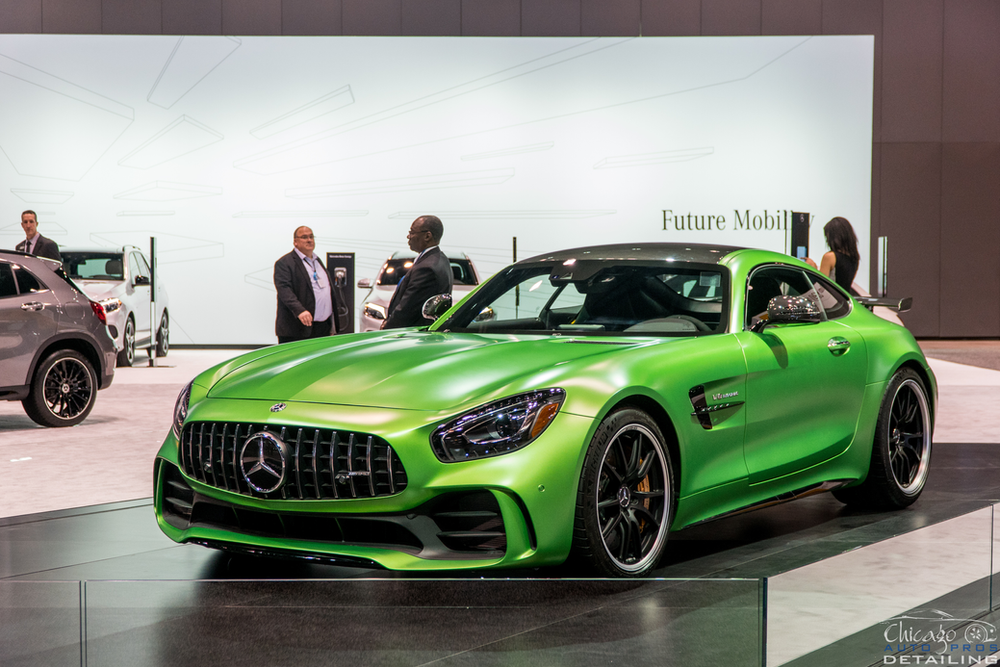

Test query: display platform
[2,442,999,667]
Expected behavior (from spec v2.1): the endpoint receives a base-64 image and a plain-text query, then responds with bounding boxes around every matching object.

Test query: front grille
[159,461,506,560]
[179,421,408,500]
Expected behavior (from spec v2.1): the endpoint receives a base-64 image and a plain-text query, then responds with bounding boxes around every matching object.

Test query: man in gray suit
[16,210,61,262]
[384,215,452,329]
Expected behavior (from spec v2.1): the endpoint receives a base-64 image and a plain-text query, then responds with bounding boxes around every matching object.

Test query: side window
[746,266,824,329]
[136,252,152,276]
[808,274,852,320]
[377,260,408,286]
[13,266,46,294]
[128,253,142,283]
[0,263,16,298]
[449,260,476,286]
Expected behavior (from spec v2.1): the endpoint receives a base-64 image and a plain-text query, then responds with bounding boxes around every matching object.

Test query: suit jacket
[17,234,61,262]
[274,250,339,339]
[384,246,453,329]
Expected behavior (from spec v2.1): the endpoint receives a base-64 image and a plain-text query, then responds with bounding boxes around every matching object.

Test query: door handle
[828,337,850,356]
[20,302,44,312]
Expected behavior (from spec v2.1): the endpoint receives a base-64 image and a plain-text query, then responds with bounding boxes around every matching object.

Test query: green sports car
[154,243,935,577]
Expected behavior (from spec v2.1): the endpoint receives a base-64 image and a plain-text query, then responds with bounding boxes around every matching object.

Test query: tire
[116,315,135,367]
[833,368,932,509]
[21,349,98,427]
[572,408,674,577]
[156,312,169,357]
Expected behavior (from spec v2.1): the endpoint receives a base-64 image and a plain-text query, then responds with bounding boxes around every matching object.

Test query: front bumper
[153,398,594,571]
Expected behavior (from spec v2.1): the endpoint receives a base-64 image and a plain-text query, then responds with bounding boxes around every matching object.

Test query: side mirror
[751,295,822,333]
[422,294,453,321]
[357,278,372,289]
[473,306,495,323]
[134,275,150,286]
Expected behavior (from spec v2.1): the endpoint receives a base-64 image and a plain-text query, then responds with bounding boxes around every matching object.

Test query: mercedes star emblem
[270,403,287,412]
[239,431,289,494]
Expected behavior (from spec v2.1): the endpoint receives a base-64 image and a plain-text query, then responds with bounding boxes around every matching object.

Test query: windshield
[378,257,477,286]
[439,261,728,336]
[62,252,124,281]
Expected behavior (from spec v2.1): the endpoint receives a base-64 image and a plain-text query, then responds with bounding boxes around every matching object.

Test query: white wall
[0,35,872,344]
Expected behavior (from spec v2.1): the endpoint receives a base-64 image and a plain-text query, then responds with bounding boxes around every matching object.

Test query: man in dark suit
[274,225,339,343]
[384,215,453,329]
[16,210,61,262]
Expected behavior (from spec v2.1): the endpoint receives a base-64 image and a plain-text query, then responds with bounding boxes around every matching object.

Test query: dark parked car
[0,250,117,426]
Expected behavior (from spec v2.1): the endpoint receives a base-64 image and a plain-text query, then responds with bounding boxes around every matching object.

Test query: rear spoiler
[855,296,912,313]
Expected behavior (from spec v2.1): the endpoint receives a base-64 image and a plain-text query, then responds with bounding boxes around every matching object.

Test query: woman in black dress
[819,216,860,295]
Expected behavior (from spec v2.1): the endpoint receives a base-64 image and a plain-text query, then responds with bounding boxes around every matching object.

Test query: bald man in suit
[384,215,452,329]
[274,225,339,343]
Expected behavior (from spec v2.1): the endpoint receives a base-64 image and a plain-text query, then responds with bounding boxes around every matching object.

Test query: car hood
[75,280,122,300]
[206,331,647,412]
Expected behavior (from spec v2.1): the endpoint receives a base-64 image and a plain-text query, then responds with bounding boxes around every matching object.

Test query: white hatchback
[61,246,170,366]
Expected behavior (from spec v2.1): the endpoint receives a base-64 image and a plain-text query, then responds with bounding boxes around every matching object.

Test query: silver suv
[61,246,169,366]
[0,250,117,427]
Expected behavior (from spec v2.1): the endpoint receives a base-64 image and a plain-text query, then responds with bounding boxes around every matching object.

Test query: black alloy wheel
[156,312,169,357]
[885,375,932,496]
[117,315,135,367]
[573,408,673,577]
[22,349,98,427]
[833,368,931,509]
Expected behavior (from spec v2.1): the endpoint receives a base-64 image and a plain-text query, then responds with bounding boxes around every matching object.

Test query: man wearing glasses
[274,226,338,343]
[384,215,452,329]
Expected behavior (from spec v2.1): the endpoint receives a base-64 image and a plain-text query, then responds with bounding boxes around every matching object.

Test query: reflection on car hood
[207,331,643,411]
[75,280,122,300]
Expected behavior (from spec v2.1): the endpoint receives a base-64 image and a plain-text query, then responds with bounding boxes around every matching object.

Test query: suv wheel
[22,349,98,427]
[155,312,169,357]
[117,315,135,367]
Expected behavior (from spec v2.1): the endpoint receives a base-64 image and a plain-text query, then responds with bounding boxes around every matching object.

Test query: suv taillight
[89,300,107,324]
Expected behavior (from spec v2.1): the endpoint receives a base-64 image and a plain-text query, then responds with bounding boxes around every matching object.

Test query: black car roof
[519,243,744,266]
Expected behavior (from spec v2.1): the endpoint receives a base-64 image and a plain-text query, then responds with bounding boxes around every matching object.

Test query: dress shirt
[294,248,333,323]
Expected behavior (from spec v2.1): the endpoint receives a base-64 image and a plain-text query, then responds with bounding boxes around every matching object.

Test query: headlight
[431,389,565,462]
[172,381,193,439]
[100,297,123,314]
[363,302,386,320]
